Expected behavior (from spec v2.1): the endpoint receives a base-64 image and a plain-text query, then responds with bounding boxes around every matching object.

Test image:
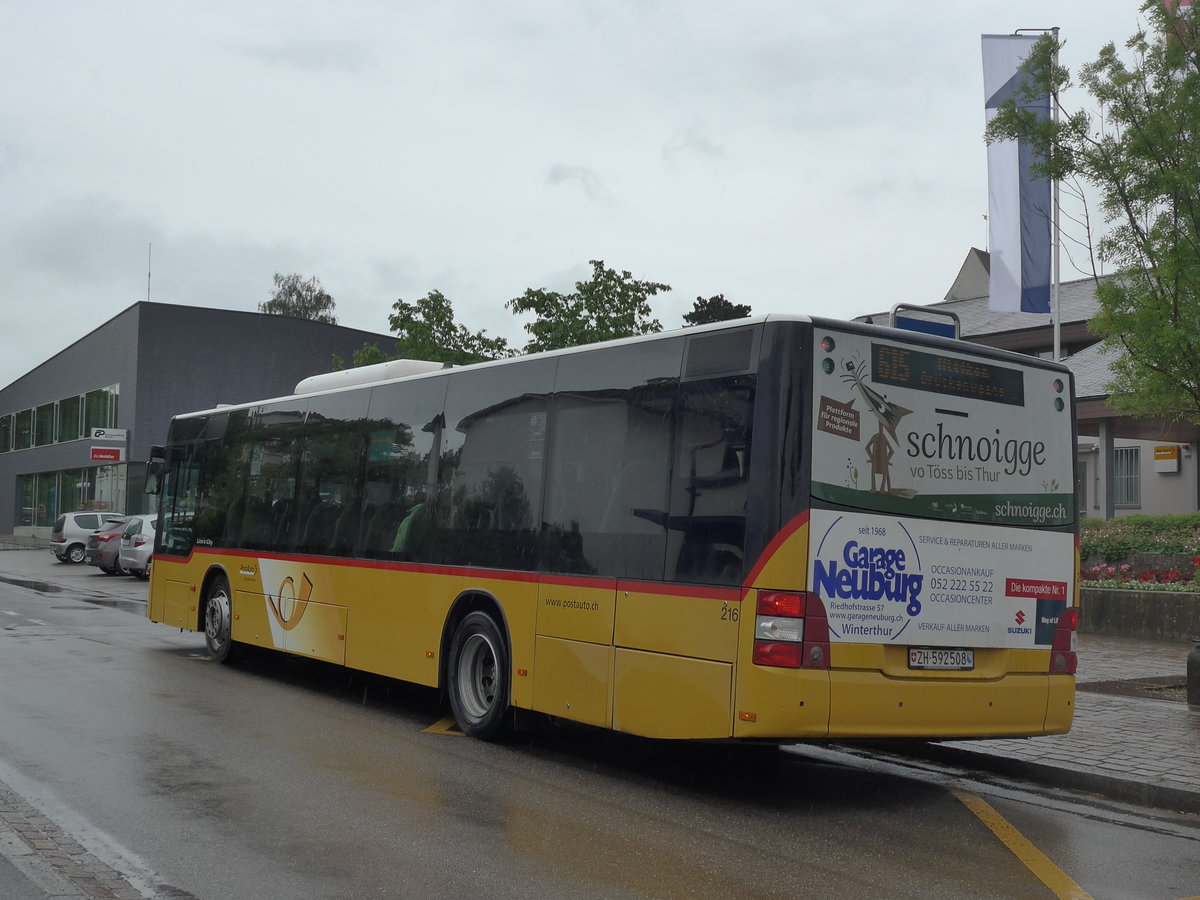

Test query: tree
[330,342,391,371]
[986,2,1200,421]
[333,290,513,370]
[259,273,338,324]
[506,260,669,353]
[389,289,513,364]
[683,294,752,326]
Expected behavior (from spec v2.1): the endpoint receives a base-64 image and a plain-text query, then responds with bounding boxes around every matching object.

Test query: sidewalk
[898,632,1200,814]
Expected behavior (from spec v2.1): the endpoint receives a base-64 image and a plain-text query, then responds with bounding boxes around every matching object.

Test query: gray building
[0,302,399,535]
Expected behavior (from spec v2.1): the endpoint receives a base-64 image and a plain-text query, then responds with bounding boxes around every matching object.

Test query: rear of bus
[734,319,1077,740]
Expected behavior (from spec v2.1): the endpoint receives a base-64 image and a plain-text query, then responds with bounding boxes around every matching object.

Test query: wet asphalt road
[0,549,1197,899]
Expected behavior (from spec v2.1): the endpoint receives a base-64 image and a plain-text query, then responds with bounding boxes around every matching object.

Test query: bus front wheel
[447,611,511,741]
[203,575,236,664]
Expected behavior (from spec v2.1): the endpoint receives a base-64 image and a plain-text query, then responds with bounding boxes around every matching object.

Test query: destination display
[872,343,1025,406]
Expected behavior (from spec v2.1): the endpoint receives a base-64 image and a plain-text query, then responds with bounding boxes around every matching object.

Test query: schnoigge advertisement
[809,509,1074,648]
[810,330,1075,527]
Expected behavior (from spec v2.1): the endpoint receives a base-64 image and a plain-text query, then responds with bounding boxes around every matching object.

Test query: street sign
[91,428,128,440]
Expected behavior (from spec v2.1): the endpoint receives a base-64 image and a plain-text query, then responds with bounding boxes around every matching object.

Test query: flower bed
[1079,559,1200,593]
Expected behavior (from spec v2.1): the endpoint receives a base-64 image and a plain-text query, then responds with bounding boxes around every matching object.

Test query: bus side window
[666,375,755,585]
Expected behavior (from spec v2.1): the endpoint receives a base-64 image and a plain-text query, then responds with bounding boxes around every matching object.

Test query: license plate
[908,647,974,670]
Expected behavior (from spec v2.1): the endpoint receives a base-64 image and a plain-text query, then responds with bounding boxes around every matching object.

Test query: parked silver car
[117,517,157,580]
[50,510,126,564]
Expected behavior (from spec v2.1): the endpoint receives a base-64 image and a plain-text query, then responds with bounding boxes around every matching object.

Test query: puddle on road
[0,575,144,615]
[0,576,63,593]
[80,597,146,615]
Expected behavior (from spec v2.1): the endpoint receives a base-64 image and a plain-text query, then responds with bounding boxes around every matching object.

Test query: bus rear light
[753,641,804,668]
[1049,605,1079,673]
[755,616,802,642]
[758,592,804,617]
[1051,651,1078,675]
[753,591,829,669]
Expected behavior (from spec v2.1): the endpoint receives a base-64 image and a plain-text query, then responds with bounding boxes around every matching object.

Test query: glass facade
[3,384,125,528]
[0,385,118,454]
[16,465,135,527]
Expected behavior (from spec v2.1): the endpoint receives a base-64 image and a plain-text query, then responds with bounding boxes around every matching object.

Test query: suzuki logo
[1015,610,1027,626]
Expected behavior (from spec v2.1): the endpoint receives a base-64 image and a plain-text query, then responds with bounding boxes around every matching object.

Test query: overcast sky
[1,1,1144,390]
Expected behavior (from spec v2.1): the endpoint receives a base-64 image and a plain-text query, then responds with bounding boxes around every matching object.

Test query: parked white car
[117,517,157,580]
[50,510,127,564]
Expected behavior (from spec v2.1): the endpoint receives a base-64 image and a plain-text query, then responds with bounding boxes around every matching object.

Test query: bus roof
[170,311,1070,421]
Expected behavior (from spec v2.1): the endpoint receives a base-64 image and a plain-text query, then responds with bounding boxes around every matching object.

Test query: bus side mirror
[145,445,166,495]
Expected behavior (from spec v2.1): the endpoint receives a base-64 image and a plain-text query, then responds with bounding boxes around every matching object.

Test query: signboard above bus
[810,329,1075,527]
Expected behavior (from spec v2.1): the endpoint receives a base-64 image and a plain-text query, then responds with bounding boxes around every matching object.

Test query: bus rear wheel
[203,575,236,664]
[447,611,511,741]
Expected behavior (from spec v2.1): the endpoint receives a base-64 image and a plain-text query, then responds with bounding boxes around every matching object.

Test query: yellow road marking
[954,790,1094,900]
[423,715,464,736]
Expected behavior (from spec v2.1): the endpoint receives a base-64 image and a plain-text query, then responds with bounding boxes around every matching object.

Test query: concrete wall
[1080,588,1200,642]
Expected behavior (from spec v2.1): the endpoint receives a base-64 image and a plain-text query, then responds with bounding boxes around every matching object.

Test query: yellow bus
[145,315,1078,741]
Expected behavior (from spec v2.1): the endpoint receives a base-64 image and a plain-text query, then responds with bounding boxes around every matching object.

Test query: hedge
[1080,512,1200,561]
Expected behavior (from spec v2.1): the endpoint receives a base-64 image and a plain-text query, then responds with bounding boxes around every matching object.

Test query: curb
[864,740,1200,815]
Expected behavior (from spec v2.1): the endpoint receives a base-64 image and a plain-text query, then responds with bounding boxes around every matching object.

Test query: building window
[1114,446,1141,507]
[14,409,33,451]
[34,403,56,446]
[57,396,82,442]
[0,414,10,453]
[84,386,118,433]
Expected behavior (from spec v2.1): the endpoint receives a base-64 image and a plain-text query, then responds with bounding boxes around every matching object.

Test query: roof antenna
[146,242,152,302]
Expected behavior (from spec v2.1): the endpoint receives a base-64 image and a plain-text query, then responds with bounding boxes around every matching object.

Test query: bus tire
[446,610,511,741]
[203,574,236,664]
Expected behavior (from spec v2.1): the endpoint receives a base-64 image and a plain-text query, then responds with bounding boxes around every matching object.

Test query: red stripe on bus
[741,510,810,588]
[179,547,746,600]
[616,580,744,603]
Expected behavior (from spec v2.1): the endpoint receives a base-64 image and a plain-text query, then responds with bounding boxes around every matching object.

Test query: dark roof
[1063,339,1118,400]
[856,274,1103,339]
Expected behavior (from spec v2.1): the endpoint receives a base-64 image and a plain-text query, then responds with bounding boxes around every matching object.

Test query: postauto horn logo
[811,515,924,641]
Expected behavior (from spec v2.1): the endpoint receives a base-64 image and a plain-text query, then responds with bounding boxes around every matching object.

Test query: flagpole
[1051,27,1061,361]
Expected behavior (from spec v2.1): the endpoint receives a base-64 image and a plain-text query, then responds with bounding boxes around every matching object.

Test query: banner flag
[982,34,1051,314]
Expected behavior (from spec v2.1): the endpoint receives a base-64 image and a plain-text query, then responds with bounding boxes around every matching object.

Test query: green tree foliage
[259,273,338,324]
[683,294,752,326]
[390,289,514,364]
[330,342,391,371]
[506,260,669,353]
[985,2,1200,420]
[334,290,513,369]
